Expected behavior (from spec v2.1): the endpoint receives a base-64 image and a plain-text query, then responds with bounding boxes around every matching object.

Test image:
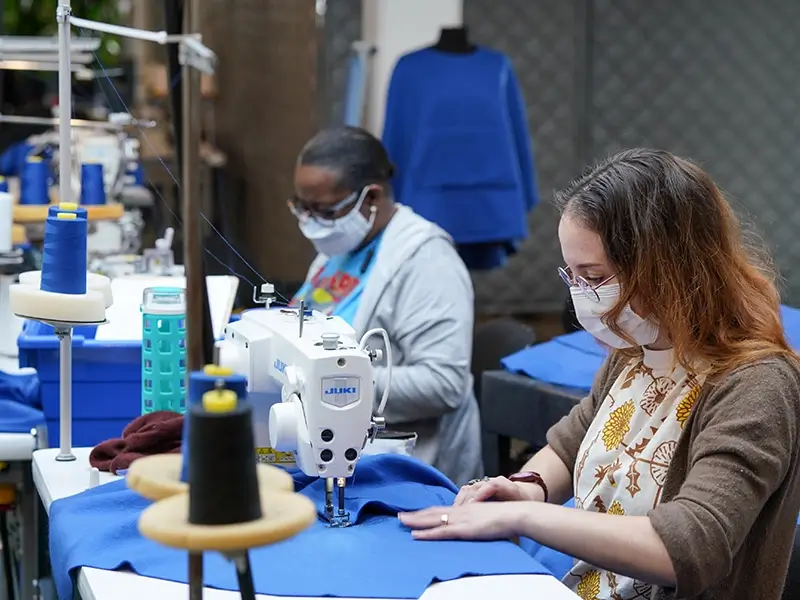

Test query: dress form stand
[433,26,477,54]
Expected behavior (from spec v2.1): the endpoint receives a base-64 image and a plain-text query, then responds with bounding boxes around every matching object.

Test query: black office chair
[471,318,537,474]
[783,527,800,599]
[472,318,537,404]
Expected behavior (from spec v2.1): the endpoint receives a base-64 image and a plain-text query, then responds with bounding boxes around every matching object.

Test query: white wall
[361,0,463,135]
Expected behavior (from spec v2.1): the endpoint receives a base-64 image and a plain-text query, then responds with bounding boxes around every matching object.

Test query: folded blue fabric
[0,400,44,434]
[49,454,552,599]
[501,331,606,391]
[0,368,40,409]
[502,305,800,391]
[780,305,800,349]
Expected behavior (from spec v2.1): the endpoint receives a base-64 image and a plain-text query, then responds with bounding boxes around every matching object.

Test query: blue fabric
[382,47,538,248]
[502,331,607,392]
[0,369,40,409]
[456,241,518,271]
[780,305,800,348]
[291,233,383,326]
[0,400,44,434]
[502,304,800,392]
[49,454,551,600]
[343,51,368,127]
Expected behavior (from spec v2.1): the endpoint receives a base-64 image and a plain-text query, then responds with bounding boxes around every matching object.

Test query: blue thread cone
[40,214,88,295]
[20,158,51,205]
[80,163,107,205]
[180,369,248,482]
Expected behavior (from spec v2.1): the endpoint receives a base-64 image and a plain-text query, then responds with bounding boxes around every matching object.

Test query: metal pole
[183,0,203,374]
[183,0,204,596]
[57,1,73,206]
[55,0,77,464]
[55,329,75,461]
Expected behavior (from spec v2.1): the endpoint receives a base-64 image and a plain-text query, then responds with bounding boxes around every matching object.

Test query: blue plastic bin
[17,314,241,448]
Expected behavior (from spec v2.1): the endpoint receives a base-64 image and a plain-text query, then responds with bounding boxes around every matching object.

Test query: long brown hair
[555,148,796,377]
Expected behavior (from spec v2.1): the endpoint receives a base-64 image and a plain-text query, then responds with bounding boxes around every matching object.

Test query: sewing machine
[219,288,390,527]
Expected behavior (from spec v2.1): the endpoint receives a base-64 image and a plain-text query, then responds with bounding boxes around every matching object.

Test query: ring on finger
[440,513,449,526]
[467,476,491,486]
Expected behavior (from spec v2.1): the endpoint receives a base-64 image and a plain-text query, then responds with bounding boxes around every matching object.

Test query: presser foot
[327,510,352,528]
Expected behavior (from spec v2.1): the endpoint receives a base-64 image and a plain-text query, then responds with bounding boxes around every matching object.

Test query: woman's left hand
[398,502,527,541]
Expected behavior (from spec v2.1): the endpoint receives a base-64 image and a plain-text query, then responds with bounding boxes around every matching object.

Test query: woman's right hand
[454,476,545,506]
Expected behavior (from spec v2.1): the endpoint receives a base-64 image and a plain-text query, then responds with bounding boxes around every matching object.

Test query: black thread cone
[187,401,262,526]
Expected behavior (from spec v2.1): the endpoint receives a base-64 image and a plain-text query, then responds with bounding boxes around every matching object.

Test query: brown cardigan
[546,353,800,600]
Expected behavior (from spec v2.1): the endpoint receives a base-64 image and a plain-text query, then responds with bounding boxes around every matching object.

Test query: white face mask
[297,188,376,256]
[570,283,659,349]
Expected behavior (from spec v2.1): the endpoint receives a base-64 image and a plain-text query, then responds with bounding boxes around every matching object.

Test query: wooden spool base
[126,454,294,501]
[14,203,124,223]
[12,225,26,246]
[138,489,317,552]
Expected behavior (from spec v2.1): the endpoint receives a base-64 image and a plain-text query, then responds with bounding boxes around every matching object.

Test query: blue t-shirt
[291,234,383,326]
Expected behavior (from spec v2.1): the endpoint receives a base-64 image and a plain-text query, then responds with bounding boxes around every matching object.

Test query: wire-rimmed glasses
[287,187,364,227]
[558,266,615,303]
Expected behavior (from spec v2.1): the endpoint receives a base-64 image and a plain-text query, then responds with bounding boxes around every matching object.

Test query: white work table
[33,447,579,600]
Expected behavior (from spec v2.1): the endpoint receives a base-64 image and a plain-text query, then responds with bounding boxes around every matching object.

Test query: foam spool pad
[18,270,113,308]
[9,283,105,324]
[126,454,294,501]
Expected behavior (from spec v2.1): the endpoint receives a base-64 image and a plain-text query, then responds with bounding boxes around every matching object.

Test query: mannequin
[432,27,476,54]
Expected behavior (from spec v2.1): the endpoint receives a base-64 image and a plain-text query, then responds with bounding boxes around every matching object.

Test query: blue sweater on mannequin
[382,47,539,270]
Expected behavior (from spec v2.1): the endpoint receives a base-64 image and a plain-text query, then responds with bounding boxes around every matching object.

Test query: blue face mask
[297,188,376,256]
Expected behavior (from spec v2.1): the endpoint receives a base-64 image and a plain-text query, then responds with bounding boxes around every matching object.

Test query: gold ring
[440,513,449,526]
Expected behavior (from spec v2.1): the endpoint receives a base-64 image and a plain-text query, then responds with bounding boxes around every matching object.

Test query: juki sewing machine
[219,285,391,527]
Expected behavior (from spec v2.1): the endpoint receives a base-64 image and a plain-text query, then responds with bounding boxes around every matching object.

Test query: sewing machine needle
[234,553,257,600]
[337,477,346,518]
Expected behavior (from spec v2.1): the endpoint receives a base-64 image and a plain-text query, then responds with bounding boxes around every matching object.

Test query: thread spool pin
[89,467,100,488]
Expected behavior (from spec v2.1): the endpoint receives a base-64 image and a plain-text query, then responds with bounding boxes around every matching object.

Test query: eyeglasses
[558,266,616,303]
[287,187,364,226]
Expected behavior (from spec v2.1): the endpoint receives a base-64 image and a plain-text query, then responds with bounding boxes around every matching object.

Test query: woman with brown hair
[399,148,800,599]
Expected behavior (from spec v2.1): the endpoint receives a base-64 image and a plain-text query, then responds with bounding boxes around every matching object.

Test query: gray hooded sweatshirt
[302,204,483,485]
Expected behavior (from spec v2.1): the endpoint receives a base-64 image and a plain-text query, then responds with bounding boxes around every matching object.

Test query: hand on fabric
[454,476,543,506]
[398,502,529,541]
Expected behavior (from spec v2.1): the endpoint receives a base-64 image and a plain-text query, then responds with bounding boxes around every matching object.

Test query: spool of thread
[39,212,88,295]
[80,163,107,206]
[187,396,262,526]
[20,157,51,206]
[48,202,88,220]
[0,191,12,254]
[0,177,8,193]
[180,366,249,482]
